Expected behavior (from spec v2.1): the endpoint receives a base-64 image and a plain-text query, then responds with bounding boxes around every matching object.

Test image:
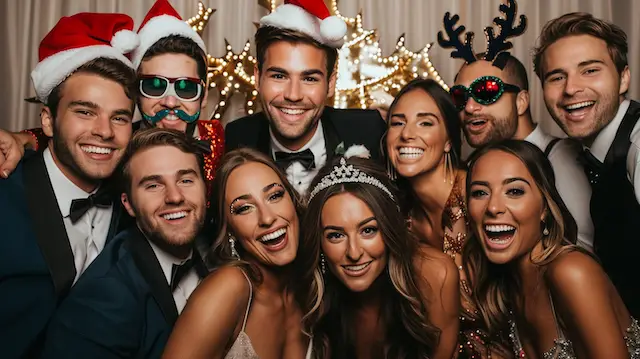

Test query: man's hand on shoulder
[0,130,32,178]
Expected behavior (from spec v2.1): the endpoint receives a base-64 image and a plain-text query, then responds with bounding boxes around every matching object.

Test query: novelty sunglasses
[139,75,205,102]
[450,76,521,111]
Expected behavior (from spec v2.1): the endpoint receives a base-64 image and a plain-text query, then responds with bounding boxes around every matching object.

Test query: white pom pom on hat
[259,0,347,48]
[111,29,139,53]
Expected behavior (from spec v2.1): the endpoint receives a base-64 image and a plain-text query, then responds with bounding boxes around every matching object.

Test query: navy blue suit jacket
[40,227,207,359]
[0,152,121,359]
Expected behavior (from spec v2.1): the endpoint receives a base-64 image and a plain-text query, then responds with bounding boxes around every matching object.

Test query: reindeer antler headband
[437,0,527,69]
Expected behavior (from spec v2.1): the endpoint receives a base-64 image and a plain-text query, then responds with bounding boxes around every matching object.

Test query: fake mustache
[142,109,200,124]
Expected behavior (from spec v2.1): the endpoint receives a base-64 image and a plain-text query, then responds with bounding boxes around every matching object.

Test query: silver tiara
[308,158,395,202]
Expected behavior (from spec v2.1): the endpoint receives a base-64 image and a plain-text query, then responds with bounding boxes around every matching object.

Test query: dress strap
[239,269,253,331]
[548,292,566,340]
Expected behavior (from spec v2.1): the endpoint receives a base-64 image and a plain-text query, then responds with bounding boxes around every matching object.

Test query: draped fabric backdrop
[2,0,639,143]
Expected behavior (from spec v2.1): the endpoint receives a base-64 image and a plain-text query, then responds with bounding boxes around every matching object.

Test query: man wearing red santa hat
[225,0,387,195]
[0,12,138,358]
[0,0,224,186]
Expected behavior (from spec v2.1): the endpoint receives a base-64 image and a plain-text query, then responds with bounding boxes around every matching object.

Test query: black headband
[437,0,527,70]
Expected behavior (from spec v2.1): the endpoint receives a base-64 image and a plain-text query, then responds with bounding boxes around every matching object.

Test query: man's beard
[261,97,322,142]
[51,123,102,185]
[135,205,204,254]
[465,113,518,148]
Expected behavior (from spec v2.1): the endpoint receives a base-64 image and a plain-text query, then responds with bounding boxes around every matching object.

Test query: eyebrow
[470,177,531,187]
[544,59,606,81]
[390,112,439,120]
[69,100,99,109]
[137,168,198,187]
[229,182,284,210]
[112,108,134,118]
[265,67,325,77]
[323,216,377,231]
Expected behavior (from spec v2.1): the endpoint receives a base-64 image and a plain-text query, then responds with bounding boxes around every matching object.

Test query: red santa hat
[31,12,138,103]
[131,0,207,68]
[260,0,347,48]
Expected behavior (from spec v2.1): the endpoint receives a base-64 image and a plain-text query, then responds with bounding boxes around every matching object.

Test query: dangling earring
[228,233,240,259]
[386,156,397,181]
[542,222,550,236]
[444,151,454,184]
[320,253,326,274]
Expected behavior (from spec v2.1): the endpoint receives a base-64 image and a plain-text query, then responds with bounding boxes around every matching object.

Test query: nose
[164,183,185,205]
[400,121,416,141]
[284,80,303,102]
[563,74,584,97]
[464,97,482,115]
[257,202,277,228]
[345,236,364,261]
[486,193,505,217]
[160,95,179,108]
[91,114,115,140]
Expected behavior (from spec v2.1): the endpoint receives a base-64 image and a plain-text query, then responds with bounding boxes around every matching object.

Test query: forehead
[392,89,440,114]
[225,162,282,200]
[541,35,612,73]
[129,145,199,180]
[59,73,131,107]
[139,53,199,78]
[322,192,374,222]
[456,60,505,86]
[471,150,532,182]
[263,41,327,73]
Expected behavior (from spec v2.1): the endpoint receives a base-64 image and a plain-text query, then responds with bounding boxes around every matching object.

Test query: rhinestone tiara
[308,158,395,202]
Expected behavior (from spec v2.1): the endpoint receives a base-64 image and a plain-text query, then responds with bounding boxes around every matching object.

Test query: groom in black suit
[0,13,138,358]
[41,128,209,358]
[225,1,386,195]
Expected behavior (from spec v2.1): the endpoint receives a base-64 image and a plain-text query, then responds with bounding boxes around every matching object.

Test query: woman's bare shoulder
[414,244,459,288]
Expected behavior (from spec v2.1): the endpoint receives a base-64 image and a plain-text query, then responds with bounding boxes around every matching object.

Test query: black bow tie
[69,188,113,223]
[274,148,315,170]
[578,149,604,185]
[170,259,194,291]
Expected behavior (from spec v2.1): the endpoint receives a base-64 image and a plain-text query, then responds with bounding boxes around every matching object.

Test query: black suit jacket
[40,227,208,359]
[0,152,122,359]
[225,107,387,164]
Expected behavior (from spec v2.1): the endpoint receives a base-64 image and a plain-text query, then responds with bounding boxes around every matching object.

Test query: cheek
[367,235,387,258]
[228,215,255,240]
[467,199,486,224]
[321,241,344,265]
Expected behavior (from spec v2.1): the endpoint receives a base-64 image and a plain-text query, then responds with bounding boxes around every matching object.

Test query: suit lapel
[321,108,340,163]
[256,114,272,158]
[127,228,179,325]
[23,154,76,300]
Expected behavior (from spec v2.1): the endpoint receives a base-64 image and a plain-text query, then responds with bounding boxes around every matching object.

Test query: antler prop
[437,12,476,64]
[484,0,527,61]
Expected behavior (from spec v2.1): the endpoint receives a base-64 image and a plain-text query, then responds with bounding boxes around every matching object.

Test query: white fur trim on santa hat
[260,4,345,48]
[111,29,139,54]
[131,14,207,69]
[31,45,134,103]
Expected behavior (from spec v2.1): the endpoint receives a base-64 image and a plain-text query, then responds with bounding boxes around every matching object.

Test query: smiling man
[533,12,639,317]
[41,128,209,358]
[225,0,386,195]
[0,13,138,357]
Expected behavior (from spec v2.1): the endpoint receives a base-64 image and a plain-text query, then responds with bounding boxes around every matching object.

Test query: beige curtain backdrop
[2,0,638,141]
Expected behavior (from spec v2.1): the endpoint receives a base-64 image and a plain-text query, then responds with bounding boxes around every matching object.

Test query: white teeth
[398,147,424,159]
[484,224,516,232]
[565,101,595,110]
[279,108,306,115]
[259,228,286,242]
[343,262,371,271]
[165,114,178,121]
[162,211,187,220]
[81,146,113,155]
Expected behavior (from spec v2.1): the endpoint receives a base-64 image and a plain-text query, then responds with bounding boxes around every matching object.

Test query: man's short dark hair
[454,53,529,91]
[46,57,137,118]
[254,26,339,78]
[139,35,208,81]
[120,127,205,197]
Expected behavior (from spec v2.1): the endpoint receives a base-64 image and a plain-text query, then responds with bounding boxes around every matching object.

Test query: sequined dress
[413,176,513,359]
[509,293,640,359]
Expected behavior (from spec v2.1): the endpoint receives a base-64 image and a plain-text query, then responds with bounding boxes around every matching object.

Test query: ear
[619,66,630,95]
[327,70,338,99]
[253,64,261,90]
[41,107,54,138]
[121,193,136,218]
[516,89,530,116]
[200,84,209,111]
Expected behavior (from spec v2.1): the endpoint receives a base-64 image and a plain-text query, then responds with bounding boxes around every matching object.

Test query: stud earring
[320,253,326,274]
[228,233,240,259]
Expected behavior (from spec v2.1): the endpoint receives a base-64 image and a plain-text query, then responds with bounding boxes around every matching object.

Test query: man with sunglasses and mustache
[0,0,224,185]
[439,3,594,249]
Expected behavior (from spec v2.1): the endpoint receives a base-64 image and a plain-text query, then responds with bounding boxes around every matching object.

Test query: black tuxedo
[225,107,387,164]
[40,227,208,358]
[0,152,122,358]
[587,100,640,317]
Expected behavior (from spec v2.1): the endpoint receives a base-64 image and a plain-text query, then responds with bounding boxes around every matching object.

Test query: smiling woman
[162,148,318,359]
[463,139,640,359]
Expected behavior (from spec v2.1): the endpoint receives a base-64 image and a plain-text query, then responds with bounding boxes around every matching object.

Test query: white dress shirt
[588,99,640,204]
[43,148,113,284]
[525,126,595,250]
[270,122,328,195]
[147,240,200,314]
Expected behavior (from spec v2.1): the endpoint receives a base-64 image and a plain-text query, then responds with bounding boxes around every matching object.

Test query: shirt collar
[146,237,193,285]
[589,99,631,162]
[43,148,94,217]
[270,121,326,168]
[524,125,553,149]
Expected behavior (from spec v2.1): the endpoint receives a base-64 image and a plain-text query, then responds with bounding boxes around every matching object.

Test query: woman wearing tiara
[299,154,459,359]
[385,78,513,358]
[465,140,640,359]
[162,148,317,358]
